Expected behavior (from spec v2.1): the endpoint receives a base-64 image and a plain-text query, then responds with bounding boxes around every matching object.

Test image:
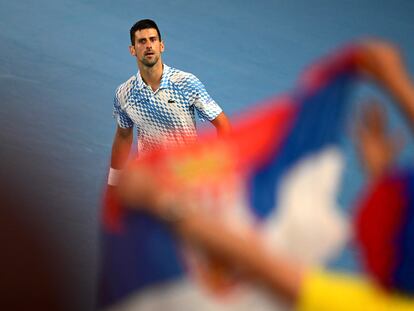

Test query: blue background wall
[1,1,413,310]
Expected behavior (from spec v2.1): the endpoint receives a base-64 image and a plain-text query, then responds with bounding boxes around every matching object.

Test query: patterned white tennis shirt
[113,65,223,155]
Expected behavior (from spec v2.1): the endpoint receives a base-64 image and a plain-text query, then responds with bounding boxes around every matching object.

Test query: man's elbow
[116,126,134,140]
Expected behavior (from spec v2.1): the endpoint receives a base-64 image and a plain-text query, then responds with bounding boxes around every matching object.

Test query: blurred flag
[99,45,364,311]
[355,168,414,295]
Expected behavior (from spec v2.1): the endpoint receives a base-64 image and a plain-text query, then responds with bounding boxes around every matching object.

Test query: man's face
[130,28,164,68]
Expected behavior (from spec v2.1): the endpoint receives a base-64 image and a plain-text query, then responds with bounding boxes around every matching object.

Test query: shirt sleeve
[113,88,134,129]
[297,270,414,311]
[187,74,222,122]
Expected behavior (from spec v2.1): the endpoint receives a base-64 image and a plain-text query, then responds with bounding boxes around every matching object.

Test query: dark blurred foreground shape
[0,157,65,311]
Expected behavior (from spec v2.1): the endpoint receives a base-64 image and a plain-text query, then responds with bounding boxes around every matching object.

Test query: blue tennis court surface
[1,1,413,310]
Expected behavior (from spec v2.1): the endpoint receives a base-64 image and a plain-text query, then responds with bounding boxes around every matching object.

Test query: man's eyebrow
[137,35,157,41]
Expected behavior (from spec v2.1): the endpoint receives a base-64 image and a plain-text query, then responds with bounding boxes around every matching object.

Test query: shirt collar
[136,64,171,91]
[159,64,171,90]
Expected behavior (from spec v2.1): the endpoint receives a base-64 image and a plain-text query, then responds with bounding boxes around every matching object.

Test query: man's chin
[141,58,159,68]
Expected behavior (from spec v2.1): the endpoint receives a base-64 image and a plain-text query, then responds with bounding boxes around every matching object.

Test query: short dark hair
[130,19,162,45]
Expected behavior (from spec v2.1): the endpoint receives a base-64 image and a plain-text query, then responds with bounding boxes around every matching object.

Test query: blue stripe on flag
[249,73,355,219]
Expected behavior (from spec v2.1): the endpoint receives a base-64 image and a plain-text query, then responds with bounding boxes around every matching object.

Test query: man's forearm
[111,127,133,169]
[107,127,133,187]
[172,213,303,304]
[358,41,414,130]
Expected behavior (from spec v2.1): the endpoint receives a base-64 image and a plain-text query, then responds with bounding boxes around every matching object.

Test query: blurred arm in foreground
[117,40,414,310]
[357,40,414,127]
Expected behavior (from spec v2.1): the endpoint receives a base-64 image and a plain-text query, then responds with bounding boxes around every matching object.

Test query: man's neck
[139,61,163,92]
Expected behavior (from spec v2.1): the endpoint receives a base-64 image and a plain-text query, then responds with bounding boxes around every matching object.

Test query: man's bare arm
[111,126,133,170]
[358,40,414,129]
[211,112,232,137]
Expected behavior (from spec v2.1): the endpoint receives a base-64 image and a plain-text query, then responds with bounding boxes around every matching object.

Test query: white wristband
[108,168,121,186]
